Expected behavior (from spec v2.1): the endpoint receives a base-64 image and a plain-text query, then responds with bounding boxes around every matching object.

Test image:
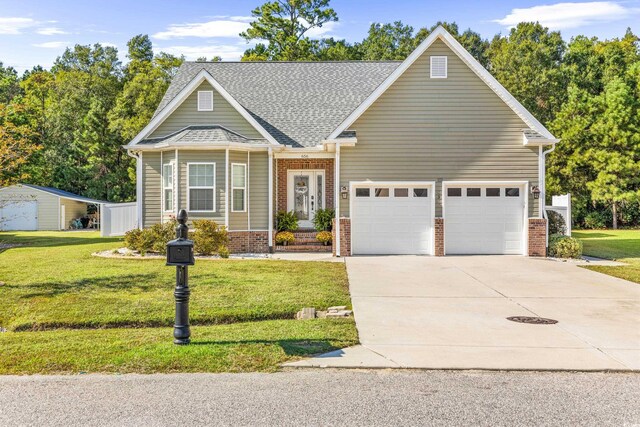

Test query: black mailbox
[166,238,195,266]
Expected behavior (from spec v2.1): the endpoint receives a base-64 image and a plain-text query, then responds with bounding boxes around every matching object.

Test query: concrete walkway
[286,256,640,370]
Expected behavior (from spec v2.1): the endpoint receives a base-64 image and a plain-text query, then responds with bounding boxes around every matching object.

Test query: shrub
[148,219,177,254]
[275,231,295,245]
[547,210,567,235]
[218,245,230,259]
[548,234,583,259]
[123,228,154,255]
[313,208,335,231]
[192,219,228,256]
[316,231,332,245]
[583,211,609,229]
[276,210,299,231]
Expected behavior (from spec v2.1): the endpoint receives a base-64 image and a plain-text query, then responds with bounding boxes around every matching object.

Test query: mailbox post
[166,209,195,345]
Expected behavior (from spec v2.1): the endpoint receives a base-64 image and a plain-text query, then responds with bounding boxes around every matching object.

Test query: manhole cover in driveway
[507,316,558,325]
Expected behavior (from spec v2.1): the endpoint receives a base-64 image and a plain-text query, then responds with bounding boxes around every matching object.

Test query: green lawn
[0,231,357,374]
[574,229,640,284]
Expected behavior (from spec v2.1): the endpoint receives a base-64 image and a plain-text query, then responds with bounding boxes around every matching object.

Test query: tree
[0,62,20,104]
[196,56,222,62]
[241,0,338,60]
[0,104,38,186]
[356,21,416,60]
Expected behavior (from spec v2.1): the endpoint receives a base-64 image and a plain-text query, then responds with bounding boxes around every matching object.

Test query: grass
[0,231,357,374]
[573,229,640,284]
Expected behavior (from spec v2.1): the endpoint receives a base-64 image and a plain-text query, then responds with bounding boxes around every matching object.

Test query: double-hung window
[162,163,174,212]
[188,163,215,212]
[231,163,247,212]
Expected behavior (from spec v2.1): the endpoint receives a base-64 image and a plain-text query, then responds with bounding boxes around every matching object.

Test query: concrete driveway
[287,256,640,370]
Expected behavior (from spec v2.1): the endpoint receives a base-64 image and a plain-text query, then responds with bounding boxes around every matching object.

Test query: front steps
[275,230,332,252]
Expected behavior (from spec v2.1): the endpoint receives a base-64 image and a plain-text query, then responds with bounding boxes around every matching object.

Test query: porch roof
[138,125,270,147]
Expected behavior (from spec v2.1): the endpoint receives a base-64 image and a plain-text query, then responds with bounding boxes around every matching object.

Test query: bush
[548,234,583,259]
[148,219,177,254]
[191,219,228,256]
[276,210,299,231]
[583,211,609,229]
[218,246,230,259]
[316,231,332,245]
[123,228,153,255]
[312,208,335,231]
[275,231,295,245]
[547,210,567,235]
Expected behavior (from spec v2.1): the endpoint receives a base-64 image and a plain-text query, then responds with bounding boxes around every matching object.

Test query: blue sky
[1,0,639,72]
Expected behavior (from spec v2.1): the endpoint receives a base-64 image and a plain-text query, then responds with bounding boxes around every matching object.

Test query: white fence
[100,202,137,237]
[546,194,572,236]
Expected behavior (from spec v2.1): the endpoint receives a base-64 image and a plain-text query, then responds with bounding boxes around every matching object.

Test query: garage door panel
[0,201,38,231]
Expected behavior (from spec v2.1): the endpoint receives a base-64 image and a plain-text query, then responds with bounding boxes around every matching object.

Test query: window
[162,163,174,212]
[355,188,370,197]
[188,163,215,211]
[430,56,447,78]
[197,91,214,111]
[375,188,389,197]
[486,188,500,197]
[394,188,409,197]
[506,187,520,197]
[447,187,462,197]
[231,163,246,212]
[413,188,429,197]
[467,188,481,197]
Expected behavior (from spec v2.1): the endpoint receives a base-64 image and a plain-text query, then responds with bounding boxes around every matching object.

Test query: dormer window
[430,56,447,78]
[197,90,214,111]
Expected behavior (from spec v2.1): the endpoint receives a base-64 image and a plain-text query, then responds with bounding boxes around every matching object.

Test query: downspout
[225,148,229,228]
[335,143,341,257]
[126,150,143,229]
[268,147,274,253]
[540,144,556,247]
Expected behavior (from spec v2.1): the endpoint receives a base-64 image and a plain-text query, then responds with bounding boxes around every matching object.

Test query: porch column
[335,144,341,256]
[225,148,230,227]
[268,147,274,252]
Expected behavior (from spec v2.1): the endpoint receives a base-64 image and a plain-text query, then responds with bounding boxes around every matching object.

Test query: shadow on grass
[12,273,161,298]
[189,338,345,356]
[573,232,617,239]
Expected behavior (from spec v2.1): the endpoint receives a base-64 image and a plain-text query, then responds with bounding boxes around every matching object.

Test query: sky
[1,0,639,72]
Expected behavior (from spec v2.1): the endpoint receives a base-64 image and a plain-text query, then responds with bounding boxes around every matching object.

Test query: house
[125,26,558,256]
[0,184,106,231]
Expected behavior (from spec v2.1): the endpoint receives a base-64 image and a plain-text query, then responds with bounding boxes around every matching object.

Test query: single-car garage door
[0,200,38,231]
[351,183,434,255]
[444,184,525,255]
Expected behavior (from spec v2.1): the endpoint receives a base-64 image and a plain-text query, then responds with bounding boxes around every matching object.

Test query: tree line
[0,0,638,228]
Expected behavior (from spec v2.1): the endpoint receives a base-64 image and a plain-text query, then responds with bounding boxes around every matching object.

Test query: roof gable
[328,26,556,141]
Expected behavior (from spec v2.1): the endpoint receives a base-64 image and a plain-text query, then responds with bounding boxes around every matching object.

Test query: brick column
[434,218,445,256]
[528,218,547,257]
[332,218,351,257]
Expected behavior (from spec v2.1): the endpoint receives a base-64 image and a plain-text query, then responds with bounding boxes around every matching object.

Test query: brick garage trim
[528,218,547,257]
[434,218,444,256]
[276,159,334,214]
[332,218,351,256]
[228,231,269,253]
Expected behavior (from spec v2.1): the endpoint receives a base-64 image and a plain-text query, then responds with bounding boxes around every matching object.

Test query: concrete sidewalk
[286,256,640,370]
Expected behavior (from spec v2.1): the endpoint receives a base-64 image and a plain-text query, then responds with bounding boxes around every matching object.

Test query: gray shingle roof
[154,61,401,148]
[139,125,268,146]
[22,184,107,204]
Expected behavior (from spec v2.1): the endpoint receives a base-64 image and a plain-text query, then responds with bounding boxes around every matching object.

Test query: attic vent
[430,56,447,78]
[197,91,214,111]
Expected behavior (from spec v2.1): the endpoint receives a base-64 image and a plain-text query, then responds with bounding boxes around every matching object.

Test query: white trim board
[328,26,556,141]
[127,69,280,147]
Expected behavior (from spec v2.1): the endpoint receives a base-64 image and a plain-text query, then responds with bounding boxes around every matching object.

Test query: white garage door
[445,184,525,255]
[0,200,38,231]
[351,184,434,255]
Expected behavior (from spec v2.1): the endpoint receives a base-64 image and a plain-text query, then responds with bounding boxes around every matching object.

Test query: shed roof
[21,184,108,204]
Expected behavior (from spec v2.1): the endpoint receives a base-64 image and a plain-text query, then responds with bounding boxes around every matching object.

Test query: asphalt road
[1,370,639,426]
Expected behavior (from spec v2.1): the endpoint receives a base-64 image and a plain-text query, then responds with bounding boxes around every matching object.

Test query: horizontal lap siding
[249,152,269,230]
[340,39,539,218]
[178,150,226,224]
[142,152,161,227]
[229,151,248,230]
[61,199,88,228]
[150,82,263,139]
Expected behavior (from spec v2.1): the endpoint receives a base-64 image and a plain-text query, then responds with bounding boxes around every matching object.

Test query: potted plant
[275,231,295,246]
[316,231,332,246]
[312,208,335,232]
[276,210,299,232]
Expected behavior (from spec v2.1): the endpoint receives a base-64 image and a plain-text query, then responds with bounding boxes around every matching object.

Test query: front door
[287,170,325,228]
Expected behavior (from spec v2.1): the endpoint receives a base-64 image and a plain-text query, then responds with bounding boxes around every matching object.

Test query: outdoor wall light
[531,186,541,199]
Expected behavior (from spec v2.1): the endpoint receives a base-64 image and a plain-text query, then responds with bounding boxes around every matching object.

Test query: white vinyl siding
[197,90,214,111]
[430,56,447,78]
[187,163,216,212]
[231,163,246,212]
[162,163,174,212]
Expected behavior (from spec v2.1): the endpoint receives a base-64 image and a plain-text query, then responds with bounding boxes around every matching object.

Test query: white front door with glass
[287,170,325,228]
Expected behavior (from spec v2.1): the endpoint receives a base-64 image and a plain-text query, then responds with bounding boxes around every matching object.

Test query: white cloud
[152,17,252,40]
[100,42,118,48]
[306,21,339,38]
[32,41,69,49]
[158,44,247,60]
[0,17,38,34]
[494,1,638,30]
[36,27,69,36]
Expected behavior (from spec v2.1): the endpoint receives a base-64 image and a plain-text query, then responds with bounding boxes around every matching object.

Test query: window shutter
[197,91,214,111]
[430,56,447,78]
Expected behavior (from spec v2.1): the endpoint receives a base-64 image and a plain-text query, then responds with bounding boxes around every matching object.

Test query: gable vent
[430,56,447,78]
[197,91,214,111]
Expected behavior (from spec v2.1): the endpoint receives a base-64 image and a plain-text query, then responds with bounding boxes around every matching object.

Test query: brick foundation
[528,218,547,257]
[276,158,334,213]
[434,218,445,256]
[332,218,351,256]
[227,231,270,254]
